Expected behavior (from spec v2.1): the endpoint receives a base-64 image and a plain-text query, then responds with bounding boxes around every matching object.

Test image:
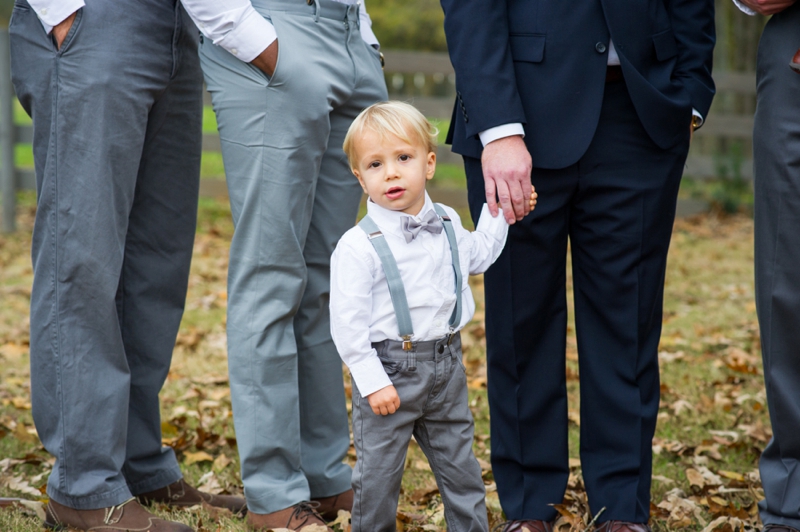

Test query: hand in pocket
[53,11,78,50]
[252,39,279,77]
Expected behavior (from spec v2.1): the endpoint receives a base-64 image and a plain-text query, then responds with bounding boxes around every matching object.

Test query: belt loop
[408,343,417,372]
[313,0,320,23]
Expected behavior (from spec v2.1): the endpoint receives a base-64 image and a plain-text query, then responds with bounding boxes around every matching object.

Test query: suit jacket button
[595,42,607,54]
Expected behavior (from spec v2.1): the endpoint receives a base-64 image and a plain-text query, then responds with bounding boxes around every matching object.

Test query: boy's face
[352,128,436,217]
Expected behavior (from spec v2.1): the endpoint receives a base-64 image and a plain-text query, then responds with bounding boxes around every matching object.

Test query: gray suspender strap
[432,203,463,330]
[358,206,463,349]
[358,215,415,349]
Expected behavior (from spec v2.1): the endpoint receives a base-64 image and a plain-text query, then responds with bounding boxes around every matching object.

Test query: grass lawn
[0,186,765,530]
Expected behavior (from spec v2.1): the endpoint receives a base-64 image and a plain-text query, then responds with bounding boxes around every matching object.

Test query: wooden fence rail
[1,28,757,232]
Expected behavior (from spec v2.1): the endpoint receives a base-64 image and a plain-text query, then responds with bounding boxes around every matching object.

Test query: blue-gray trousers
[9,0,202,510]
[199,0,387,514]
[753,3,800,528]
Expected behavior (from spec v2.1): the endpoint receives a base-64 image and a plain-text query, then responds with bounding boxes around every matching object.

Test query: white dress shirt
[29,0,379,62]
[330,194,508,397]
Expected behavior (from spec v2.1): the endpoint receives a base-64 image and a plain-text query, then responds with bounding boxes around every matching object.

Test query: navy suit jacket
[440,0,716,169]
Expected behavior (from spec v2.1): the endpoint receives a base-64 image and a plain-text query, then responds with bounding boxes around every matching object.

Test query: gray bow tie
[400,210,443,243]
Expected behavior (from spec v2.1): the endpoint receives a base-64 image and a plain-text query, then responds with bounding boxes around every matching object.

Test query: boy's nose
[385,163,401,179]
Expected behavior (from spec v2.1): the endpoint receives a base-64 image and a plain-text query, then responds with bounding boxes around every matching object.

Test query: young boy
[330,101,536,532]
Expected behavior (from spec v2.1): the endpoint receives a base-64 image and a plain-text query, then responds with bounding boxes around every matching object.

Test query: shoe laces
[287,501,323,527]
[103,497,137,525]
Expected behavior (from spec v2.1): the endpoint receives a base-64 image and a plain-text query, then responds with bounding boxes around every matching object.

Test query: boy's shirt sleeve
[448,204,509,275]
[330,232,394,398]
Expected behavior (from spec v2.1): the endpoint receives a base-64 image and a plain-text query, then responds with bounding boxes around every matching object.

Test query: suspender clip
[402,335,413,351]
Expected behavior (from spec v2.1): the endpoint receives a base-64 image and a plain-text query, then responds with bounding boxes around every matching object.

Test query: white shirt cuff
[348,353,394,398]
[476,204,509,235]
[478,123,525,147]
[29,0,84,34]
[692,108,704,128]
[209,8,277,63]
[732,0,756,15]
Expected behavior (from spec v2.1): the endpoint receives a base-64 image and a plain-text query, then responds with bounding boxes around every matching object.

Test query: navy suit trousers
[464,80,690,522]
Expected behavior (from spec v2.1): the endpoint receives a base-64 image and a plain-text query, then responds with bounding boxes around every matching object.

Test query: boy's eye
[369,161,381,168]
[398,154,410,162]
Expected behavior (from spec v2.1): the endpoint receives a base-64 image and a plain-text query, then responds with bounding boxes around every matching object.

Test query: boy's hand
[529,187,538,211]
[367,385,401,416]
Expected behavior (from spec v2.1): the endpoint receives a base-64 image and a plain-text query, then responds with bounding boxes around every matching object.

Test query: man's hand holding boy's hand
[367,385,401,416]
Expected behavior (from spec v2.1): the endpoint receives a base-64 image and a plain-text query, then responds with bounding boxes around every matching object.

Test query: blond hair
[343,101,438,168]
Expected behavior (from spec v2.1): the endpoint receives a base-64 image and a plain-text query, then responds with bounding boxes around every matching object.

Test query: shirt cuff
[212,8,277,63]
[478,123,525,147]
[731,0,756,15]
[348,352,393,398]
[692,108,704,128]
[30,0,84,34]
[476,204,510,238]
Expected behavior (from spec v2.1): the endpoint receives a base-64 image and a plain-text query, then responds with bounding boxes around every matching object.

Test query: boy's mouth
[385,187,405,200]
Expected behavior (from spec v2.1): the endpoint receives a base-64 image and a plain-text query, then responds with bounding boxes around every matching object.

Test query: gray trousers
[753,3,800,528]
[351,334,489,532]
[9,0,202,509]
[199,0,387,514]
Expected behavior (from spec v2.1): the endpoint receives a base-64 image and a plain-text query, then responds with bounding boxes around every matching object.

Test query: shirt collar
[365,192,435,237]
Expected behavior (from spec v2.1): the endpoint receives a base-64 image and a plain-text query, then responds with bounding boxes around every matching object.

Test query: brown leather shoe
[312,489,353,521]
[246,501,332,531]
[44,497,192,531]
[137,478,246,515]
[764,526,800,532]
[595,521,652,532]
[494,520,554,532]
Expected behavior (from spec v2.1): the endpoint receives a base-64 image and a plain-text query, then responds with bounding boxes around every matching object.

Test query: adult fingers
[494,179,516,224]
[520,177,532,218]
[484,177,499,217]
[505,177,527,221]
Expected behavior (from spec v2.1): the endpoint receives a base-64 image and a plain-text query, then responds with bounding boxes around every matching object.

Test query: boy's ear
[426,152,436,181]
[353,169,369,194]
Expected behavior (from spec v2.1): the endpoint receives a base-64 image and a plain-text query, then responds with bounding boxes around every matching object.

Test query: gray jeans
[199,0,388,514]
[9,0,202,509]
[351,334,489,532]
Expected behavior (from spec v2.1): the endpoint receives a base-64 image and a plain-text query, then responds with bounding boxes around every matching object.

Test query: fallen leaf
[686,468,705,490]
[3,476,42,497]
[212,453,232,472]
[671,399,695,415]
[17,499,46,521]
[718,470,745,482]
[183,451,214,465]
